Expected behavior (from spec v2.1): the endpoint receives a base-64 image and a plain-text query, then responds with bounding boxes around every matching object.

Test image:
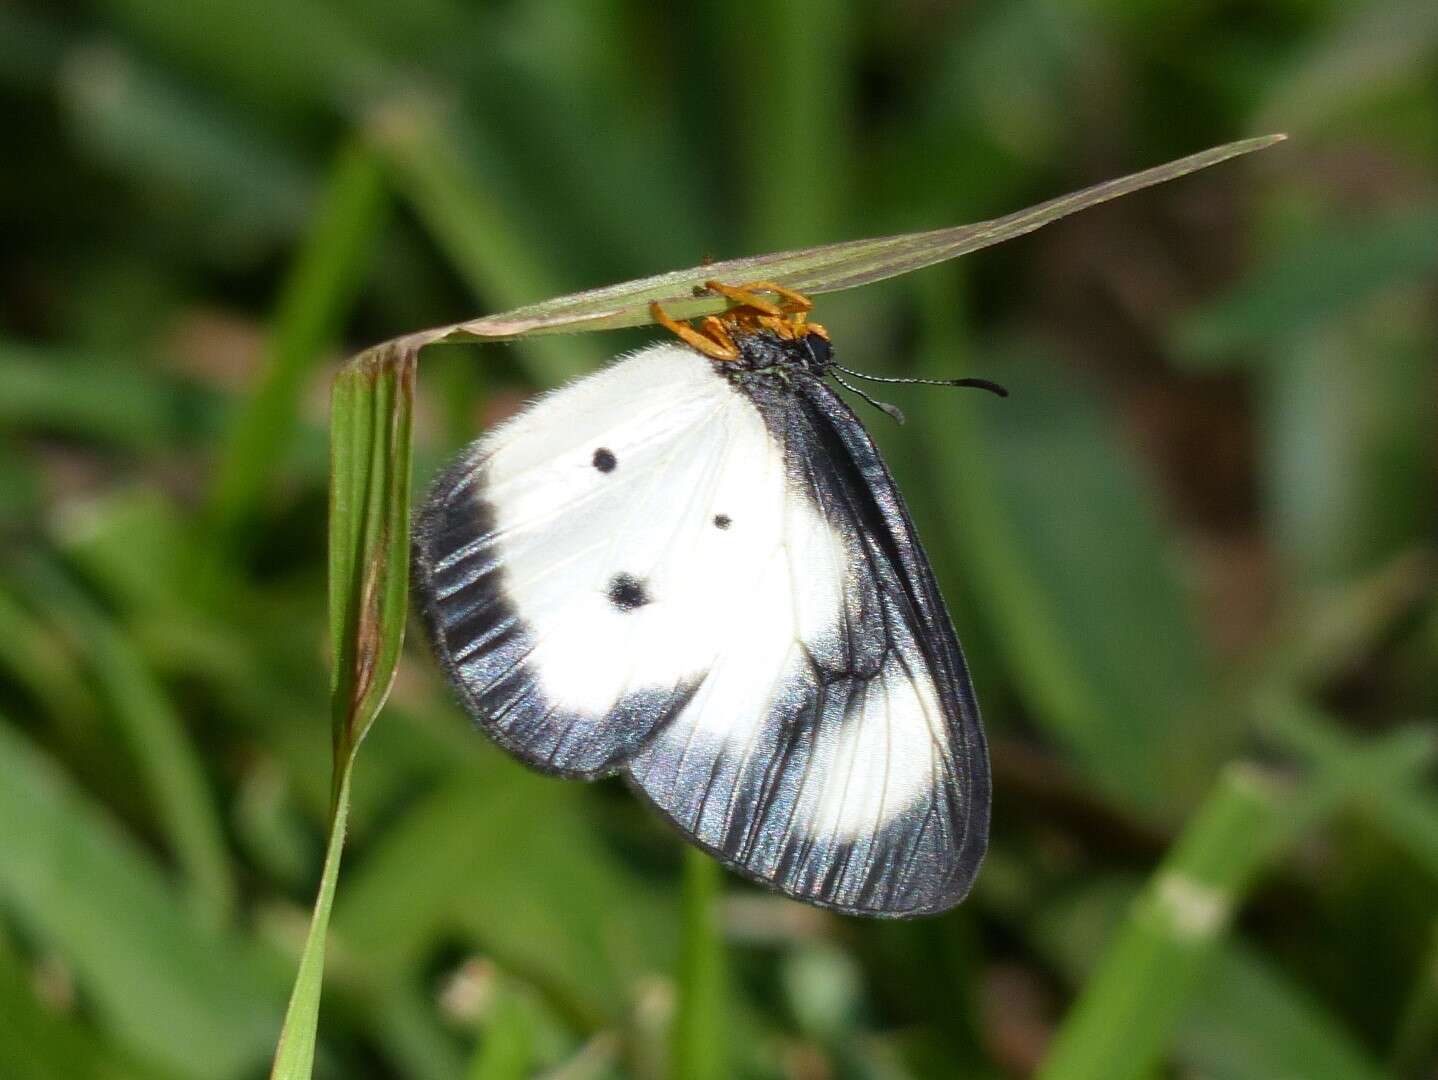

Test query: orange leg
[702,279,784,316]
[698,315,740,356]
[728,280,814,313]
[649,300,740,361]
[755,313,795,340]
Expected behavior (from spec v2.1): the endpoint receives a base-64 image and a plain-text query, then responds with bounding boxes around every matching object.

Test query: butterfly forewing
[413,340,989,916]
[415,346,763,776]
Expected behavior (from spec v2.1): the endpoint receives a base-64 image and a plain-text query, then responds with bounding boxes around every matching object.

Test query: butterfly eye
[592,448,617,473]
[713,514,731,529]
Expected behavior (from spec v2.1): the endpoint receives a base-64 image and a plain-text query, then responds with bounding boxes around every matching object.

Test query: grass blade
[465,980,534,1080]
[715,0,853,250]
[1257,690,1438,879]
[403,135,1284,343]
[1390,920,1438,1075]
[371,106,604,383]
[1178,943,1389,1080]
[0,341,224,450]
[1035,763,1323,1080]
[0,719,281,1078]
[0,935,165,1080]
[269,768,353,1079]
[915,331,1223,818]
[26,559,236,927]
[1038,714,1436,1080]
[206,139,388,546]
[672,848,726,1080]
[270,338,416,1078]
[326,340,415,768]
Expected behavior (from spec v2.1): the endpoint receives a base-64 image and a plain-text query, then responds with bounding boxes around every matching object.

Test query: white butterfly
[412,283,992,917]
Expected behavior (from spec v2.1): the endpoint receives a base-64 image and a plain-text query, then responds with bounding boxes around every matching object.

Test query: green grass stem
[207,140,388,549]
[270,338,415,1077]
[672,848,726,1080]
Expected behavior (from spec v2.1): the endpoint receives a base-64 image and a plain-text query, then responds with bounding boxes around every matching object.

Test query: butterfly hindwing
[623,371,989,917]
[413,340,990,916]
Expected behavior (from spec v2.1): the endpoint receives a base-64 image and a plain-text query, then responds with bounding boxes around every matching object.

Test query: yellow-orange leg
[802,318,830,340]
[698,315,740,356]
[702,279,783,316]
[648,300,740,361]
[723,280,814,313]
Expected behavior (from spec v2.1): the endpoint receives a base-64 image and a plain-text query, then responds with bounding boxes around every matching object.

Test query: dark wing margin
[624,374,990,918]
[411,448,701,779]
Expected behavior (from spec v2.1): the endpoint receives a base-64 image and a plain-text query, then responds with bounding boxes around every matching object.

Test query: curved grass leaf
[325,340,415,770]
[270,339,415,1079]
[384,136,1284,348]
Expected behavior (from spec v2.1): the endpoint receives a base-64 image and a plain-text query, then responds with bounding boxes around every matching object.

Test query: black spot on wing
[606,572,650,612]
[412,451,694,778]
[592,447,617,472]
[713,513,731,529]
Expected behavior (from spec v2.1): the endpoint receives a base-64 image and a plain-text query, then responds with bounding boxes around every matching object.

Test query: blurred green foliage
[1,1,1435,1078]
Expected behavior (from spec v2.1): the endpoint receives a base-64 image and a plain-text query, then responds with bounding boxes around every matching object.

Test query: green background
[1,1,1436,1077]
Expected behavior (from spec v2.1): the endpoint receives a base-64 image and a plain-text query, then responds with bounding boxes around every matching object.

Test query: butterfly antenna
[833,364,1008,398]
[833,373,907,424]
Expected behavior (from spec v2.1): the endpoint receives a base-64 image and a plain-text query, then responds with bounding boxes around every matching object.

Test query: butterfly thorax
[718,328,833,384]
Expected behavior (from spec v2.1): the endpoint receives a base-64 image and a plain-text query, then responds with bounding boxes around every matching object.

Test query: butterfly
[412,280,1001,918]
